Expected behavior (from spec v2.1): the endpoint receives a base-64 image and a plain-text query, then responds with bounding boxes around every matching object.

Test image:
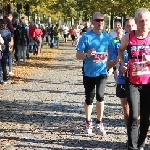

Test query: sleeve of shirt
[108,42,118,60]
[108,35,113,52]
[76,34,86,52]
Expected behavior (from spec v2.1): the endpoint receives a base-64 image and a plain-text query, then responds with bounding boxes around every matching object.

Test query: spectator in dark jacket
[0,19,11,84]
[13,19,20,61]
[14,19,29,62]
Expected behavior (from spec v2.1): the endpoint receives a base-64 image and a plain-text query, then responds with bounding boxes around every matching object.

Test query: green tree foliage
[1,0,150,19]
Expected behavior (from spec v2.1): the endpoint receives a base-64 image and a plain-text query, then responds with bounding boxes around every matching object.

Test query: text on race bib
[93,52,108,63]
[131,61,150,76]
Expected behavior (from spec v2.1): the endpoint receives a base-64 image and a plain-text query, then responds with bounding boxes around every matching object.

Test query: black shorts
[116,84,126,98]
[83,74,107,103]
[64,34,68,38]
[71,35,75,41]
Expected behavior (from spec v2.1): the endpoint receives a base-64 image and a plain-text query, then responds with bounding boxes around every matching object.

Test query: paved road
[0,41,149,150]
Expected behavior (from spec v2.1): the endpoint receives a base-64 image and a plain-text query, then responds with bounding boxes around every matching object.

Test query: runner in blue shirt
[76,12,112,135]
[107,27,130,149]
[107,27,129,126]
[107,18,137,148]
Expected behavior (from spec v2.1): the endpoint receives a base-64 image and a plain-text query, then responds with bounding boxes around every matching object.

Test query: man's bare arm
[107,57,120,69]
[76,50,87,60]
[118,33,129,65]
[76,49,96,60]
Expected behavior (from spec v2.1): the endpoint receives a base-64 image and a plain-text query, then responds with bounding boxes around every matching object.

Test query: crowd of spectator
[0,13,95,84]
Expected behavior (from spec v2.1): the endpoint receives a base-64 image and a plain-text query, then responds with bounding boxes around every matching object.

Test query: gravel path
[0,41,149,150]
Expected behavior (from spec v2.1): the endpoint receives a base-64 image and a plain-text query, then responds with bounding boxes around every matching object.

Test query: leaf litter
[8,48,58,84]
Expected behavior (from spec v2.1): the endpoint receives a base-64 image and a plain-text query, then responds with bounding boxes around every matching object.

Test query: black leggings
[125,81,150,149]
[83,75,107,105]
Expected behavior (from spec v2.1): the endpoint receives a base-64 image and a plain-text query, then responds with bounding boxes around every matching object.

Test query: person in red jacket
[33,24,43,55]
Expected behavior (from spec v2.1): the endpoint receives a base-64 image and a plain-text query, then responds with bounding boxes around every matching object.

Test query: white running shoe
[84,120,93,134]
[3,81,11,84]
[96,121,106,135]
[9,71,14,76]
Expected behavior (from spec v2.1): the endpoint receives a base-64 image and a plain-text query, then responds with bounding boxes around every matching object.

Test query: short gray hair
[92,12,104,19]
[134,8,150,19]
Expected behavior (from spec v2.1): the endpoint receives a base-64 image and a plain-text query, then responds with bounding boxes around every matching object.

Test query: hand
[143,54,150,63]
[121,63,128,74]
[87,49,96,57]
[9,45,13,49]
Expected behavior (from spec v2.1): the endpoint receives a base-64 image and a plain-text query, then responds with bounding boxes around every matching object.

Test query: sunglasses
[93,19,104,22]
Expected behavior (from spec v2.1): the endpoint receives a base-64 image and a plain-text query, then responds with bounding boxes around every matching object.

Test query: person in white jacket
[62,24,69,43]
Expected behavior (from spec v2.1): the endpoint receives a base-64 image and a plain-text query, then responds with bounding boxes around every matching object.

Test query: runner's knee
[96,91,104,102]
[96,95,104,102]
[85,93,95,105]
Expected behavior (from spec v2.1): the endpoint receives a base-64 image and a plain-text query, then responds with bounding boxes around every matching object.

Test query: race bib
[131,61,150,76]
[93,52,108,63]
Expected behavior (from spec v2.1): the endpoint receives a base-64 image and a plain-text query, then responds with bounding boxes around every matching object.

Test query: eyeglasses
[93,19,104,22]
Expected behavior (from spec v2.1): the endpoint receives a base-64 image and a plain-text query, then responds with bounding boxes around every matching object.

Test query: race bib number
[131,61,150,76]
[93,52,108,63]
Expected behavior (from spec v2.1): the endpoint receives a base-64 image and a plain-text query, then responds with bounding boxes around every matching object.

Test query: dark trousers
[1,53,8,81]
[14,44,18,61]
[125,81,150,149]
[8,52,12,72]
[50,34,53,43]
[26,45,29,58]
[14,44,29,61]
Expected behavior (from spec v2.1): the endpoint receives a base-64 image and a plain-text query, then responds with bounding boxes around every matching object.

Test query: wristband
[85,53,88,58]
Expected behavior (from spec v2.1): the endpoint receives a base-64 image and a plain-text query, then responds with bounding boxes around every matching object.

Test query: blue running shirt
[76,30,112,77]
[108,40,128,84]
